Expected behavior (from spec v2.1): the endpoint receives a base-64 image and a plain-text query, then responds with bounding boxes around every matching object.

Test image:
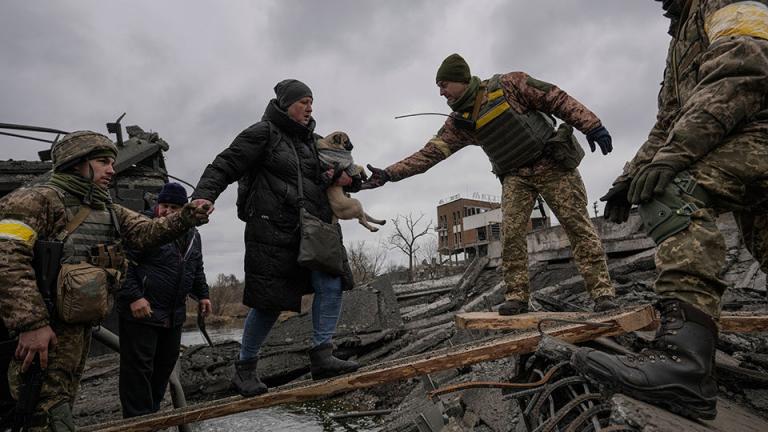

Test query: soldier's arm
[191,122,272,202]
[651,2,768,169]
[385,120,473,181]
[0,189,57,332]
[499,72,602,133]
[114,205,193,251]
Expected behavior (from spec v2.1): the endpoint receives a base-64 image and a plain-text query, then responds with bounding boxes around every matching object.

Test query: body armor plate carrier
[461,75,555,177]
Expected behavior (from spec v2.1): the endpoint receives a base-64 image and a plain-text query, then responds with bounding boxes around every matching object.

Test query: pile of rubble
[73,212,768,431]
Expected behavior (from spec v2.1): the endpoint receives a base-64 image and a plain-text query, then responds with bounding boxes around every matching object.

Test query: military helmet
[51,130,118,172]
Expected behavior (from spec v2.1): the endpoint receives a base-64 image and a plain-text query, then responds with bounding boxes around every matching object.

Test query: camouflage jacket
[0,185,194,333]
[386,71,602,181]
[618,0,768,182]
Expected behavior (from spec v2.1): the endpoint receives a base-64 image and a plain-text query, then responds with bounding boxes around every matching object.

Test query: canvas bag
[289,143,345,275]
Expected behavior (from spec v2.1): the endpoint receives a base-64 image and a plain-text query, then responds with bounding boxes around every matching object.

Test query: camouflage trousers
[653,130,768,318]
[8,322,90,432]
[501,167,613,302]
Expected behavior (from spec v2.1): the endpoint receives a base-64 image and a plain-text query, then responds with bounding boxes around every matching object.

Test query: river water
[180,326,382,431]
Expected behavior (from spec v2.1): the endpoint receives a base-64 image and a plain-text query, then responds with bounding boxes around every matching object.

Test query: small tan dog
[316,131,386,232]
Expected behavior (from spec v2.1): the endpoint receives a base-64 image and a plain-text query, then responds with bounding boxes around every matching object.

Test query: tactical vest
[48,186,122,267]
[460,75,555,176]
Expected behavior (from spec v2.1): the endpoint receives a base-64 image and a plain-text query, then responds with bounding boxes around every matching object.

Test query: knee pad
[639,171,710,244]
[48,401,75,432]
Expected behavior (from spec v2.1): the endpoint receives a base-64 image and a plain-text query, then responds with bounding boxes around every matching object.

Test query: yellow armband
[0,219,37,245]
[705,1,768,43]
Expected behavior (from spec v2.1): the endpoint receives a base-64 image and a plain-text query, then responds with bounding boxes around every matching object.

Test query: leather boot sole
[571,350,717,421]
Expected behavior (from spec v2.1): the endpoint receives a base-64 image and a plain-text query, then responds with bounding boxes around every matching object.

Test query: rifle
[11,355,45,432]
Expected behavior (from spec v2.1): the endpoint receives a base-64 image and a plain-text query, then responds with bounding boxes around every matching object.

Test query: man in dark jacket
[190,79,358,397]
[117,182,211,418]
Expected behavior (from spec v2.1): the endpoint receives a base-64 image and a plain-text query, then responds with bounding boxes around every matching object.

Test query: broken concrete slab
[610,394,768,432]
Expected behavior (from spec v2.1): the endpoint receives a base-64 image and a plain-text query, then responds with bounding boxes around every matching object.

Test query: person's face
[157,202,183,217]
[75,156,115,189]
[437,80,469,104]
[286,97,313,125]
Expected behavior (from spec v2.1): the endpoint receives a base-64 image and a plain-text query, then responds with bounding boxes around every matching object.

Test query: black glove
[586,125,613,155]
[344,177,363,193]
[360,164,390,190]
[627,162,678,204]
[600,180,632,224]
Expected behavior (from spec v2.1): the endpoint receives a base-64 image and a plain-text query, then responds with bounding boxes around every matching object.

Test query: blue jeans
[239,271,343,360]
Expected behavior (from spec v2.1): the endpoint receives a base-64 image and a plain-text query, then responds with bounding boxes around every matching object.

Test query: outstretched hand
[360,164,390,190]
[600,180,631,224]
[181,201,212,226]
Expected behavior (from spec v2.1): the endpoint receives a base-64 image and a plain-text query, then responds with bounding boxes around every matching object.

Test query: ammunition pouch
[638,171,710,243]
[546,124,585,170]
[56,261,121,325]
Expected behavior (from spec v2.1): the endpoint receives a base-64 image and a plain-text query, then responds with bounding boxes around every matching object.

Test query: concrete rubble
[70,211,768,431]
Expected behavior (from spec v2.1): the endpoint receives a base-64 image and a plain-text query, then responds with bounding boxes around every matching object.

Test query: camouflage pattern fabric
[386,71,602,181]
[655,132,768,317]
[501,164,613,302]
[0,184,197,429]
[50,131,117,171]
[7,322,89,432]
[614,0,768,317]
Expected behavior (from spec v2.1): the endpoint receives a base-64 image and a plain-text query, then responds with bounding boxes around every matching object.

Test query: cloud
[0,0,671,281]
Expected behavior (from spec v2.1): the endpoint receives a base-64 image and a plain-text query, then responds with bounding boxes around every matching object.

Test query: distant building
[436,194,550,262]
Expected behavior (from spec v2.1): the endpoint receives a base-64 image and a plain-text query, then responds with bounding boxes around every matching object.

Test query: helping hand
[181,201,211,226]
[586,125,613,155]
[360,164,390,190]
[16,325,58,371]
[600,180,632,224]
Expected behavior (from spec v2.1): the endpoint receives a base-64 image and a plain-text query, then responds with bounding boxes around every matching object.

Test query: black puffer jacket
[118,209,209,327]
[192,100,353,312]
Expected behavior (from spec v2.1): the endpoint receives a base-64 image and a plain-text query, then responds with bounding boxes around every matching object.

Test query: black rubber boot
[231,358,268,397]
[498,300,528,316]
[593,295,619,312]
[309,342,360,380]
[572,299,718,420]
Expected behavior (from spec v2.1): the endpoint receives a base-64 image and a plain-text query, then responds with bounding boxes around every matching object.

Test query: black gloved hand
[360,164,390,190]
[600,180,632,224]
[628,162,679,204]
[586,125,613,155]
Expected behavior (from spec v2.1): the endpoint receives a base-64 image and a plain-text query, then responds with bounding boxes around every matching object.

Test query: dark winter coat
[117,209,209,328]
[191,99,353,312]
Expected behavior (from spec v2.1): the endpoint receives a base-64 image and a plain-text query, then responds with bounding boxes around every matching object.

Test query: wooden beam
[82,305,655,432]
[455,309,768,334]
[718,313,768,333]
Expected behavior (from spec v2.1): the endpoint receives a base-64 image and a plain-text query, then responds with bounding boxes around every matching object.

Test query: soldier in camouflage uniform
[362,54,617,315]
[573,0,768,420]
[0,131,209,431]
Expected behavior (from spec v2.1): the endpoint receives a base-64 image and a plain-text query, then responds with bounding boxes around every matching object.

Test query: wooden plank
[718,313,768,333]
[82,305,655,432]
[455,309,768,334]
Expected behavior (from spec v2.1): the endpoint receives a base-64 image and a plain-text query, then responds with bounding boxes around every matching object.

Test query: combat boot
[498,300,528,316]
[231,358,268,397]
[572,299,718,420]
[309,342,360,380]
[593,295,619,312]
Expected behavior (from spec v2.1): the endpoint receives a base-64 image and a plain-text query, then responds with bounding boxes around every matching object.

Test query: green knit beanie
[435,53,471,83]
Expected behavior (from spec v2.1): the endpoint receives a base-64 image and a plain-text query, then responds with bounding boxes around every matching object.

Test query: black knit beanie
[274,79,313,110]
[157,182,188,205]
[435,54,471,83]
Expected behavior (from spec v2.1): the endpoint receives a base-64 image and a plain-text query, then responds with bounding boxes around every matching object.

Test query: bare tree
[389,213,433,282]
[207,273,242,316]
[346,240,387,285]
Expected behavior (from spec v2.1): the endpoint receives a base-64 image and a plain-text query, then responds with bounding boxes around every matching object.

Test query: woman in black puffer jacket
[190,80,358,397]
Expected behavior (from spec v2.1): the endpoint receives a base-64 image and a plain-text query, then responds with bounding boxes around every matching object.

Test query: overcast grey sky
[0,1,670,280]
